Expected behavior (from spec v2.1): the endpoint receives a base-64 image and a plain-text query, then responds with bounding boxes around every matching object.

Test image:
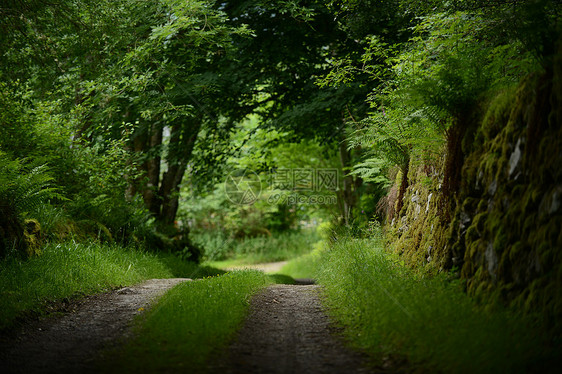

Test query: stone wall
[388,48,562,328]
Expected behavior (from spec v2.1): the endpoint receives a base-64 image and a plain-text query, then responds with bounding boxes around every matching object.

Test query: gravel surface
[0,278,190,374]
[212,284,376,374]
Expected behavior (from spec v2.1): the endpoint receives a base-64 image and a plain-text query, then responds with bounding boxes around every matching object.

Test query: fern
[349,158,391,186]
[0,153,67,257]
[0,155,65,217]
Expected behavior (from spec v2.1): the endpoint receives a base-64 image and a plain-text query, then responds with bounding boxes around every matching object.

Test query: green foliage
[326,9,540,182]
[0,83,165,248]
[102,270,284,373]
[279,240,325,278]
[1,0,257,249]
[0,155,63,219]
[310,235,556,373]
[183,119,339,243]
[447,0,562,64]
[0,241,220,330]
[0,153,65,257]
[394,12,536,117]
[190,230,234,261]
[0,80,36,158]
[326,0,415,41]
[62,140,153,244]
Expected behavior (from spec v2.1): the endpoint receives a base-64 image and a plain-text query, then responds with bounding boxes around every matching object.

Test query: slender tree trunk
[159,160,188,225]
[395,157,410,216]
[127,127,149,198]
[339,139,361,226]
[158,121,201,226]
[144,125,163,215]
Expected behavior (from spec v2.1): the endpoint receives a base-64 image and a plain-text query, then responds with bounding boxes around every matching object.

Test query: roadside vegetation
[282,228,559,373]
[0,242,223,330]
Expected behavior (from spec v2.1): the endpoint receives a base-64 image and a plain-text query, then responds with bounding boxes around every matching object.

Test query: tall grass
[102,270,278,373]
[279,241,324,278]
[286,235,556,373]
[0,241,221,330]
[193,229,320,263]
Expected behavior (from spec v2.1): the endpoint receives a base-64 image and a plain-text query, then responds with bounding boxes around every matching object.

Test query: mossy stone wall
[388,48,562,327]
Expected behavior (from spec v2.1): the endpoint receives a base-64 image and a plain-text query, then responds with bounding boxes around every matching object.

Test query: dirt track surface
[213,284,373,374]
[225,261,289,273]
[0,278,190,374]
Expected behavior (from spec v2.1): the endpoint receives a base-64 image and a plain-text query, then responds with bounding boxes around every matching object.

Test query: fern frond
[0,154,65,217]
[350,158,391,186]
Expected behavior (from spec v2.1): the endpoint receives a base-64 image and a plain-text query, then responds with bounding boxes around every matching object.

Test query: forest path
[211,284,375,374]
[1,277,388,374]
[0,278,190,374]
[225,260,289,273]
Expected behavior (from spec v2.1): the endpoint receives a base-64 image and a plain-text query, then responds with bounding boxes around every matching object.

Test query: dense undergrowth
[0,241,222,330]
[282,233,560,373]
[102,270,285,373]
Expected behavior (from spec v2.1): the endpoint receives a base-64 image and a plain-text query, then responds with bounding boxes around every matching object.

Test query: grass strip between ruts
[101,270,282,373]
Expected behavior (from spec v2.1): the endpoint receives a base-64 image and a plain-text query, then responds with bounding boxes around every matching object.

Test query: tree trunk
[128,126,149,199]
[395,157,410,216]
[144,125,163,216]
[159,160,188,225]
[158,121,201,226]
[339,139,361,226]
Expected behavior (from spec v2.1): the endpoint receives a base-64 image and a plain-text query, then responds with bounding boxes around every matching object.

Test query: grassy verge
[283,235,557,373]
[279,241,324,278]
[192,229,320,263]
[0,241,222,330]
[102,270,287,373]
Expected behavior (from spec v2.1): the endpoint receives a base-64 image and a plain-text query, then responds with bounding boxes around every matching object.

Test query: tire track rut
[214,284,373,374]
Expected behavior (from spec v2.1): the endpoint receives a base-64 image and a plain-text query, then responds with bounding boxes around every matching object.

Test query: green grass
[192,229,320,263]
[0,241,223,330]
[102,270,289,373]
[279,241,324,278]
[283,235,558,373]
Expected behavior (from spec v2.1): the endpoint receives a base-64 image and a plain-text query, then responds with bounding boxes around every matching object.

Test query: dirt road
[224,261,289,273]
[213,284,373,374]
[0,278,190,374]
[0,278,377,374]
